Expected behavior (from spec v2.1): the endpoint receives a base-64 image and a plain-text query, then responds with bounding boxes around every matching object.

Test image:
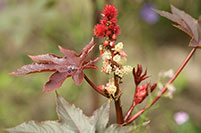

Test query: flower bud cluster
[99,41,132,98]
[133,64,157,104]
[100,42,132,78]
[98,78,117,98]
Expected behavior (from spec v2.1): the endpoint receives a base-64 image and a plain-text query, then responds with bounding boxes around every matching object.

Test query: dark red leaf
[10,38,98,92]
[58,46,78,57]
[28,54,67,65]
[58,45,80,65]
[80,38,95,63]
[82,57,100,69]
[72,70,84,85]
[43,72,71,93]
[154,5,201,47]
[171,5,198,40]
[55,65,78,73]
[83,64,98,70]
[9,63,57,76]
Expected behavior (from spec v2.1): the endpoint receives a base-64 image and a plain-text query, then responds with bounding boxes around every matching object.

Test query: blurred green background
[0,0,201,132]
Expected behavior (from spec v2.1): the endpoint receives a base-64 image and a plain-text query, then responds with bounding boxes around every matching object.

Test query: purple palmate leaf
[28,54,67,65]
[10,38,98,93]
[44,72,71,93]
[80,38,95,62]
[10,63,57,75]
[154,5,201,47]
[72,70,84,86]
[58,45,79,65]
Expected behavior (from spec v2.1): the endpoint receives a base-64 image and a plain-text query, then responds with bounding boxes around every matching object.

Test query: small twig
[123,103,136,122]
[123,47,197,125]
[84,74,108,98]
[124,78,139,122]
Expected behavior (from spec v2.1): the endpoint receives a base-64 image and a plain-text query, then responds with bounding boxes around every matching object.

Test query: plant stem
[124,47,197,125]
[84,74,108,98]
[124,84,139,121]
[114,99,124,124]
[114,74,124,124]
[123,103,136,121]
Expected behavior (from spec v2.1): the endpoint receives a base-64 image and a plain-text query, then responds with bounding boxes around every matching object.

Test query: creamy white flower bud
[105,78,116,96]
[99,45,103,51]
[106,84,116,96]
[102,64,112,74]
[115,67,124,78]
[114,66,132,78]
[122,65,133,74]
[119,57,127,65]
[113,54,121,64]
[102,50,112,60]
[114,42,124,52]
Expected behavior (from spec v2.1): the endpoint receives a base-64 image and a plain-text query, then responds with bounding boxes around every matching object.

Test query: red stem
[124,47,197,125]
[124,78,140,121]
[114,99,124,124]
[114,74,124,124]
[84,74,108,98]
[123,103,136,121]
[123,85,138,121]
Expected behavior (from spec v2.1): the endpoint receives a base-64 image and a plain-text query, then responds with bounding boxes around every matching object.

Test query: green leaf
[6,120,75,133]
[6,92,111,133]
[56,92,94,133]
[89,100,110,130]
[101,120,151,133]
[102,124,134,133]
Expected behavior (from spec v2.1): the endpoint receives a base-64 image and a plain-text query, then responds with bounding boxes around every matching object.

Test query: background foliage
[0,0,201,132]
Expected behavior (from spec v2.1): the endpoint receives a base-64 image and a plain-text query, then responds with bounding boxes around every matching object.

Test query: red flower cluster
[94,5,120,39]
[102,4,117,19]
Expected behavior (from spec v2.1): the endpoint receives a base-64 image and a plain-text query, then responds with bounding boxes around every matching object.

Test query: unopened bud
[112,34,117,40]
[98,85,105,91]
[100,50,104,55]
[106,31,112,36]
[103,40,109,46]
[119,51,128,57]
[110,41,115,47]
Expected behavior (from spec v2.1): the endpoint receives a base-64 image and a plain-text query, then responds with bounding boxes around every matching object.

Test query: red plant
[10,38,98,93]
[9,4,201,130]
